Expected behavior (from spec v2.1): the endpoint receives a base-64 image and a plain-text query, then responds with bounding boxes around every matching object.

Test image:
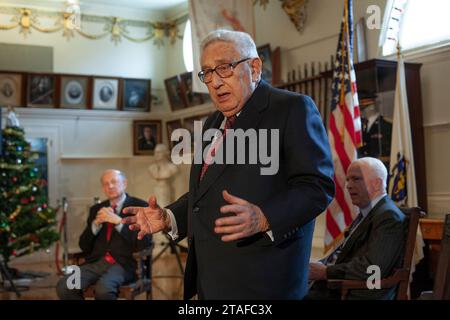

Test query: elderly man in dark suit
[122,29,334,299]
[56,169,151,300]
[307,157,406,300]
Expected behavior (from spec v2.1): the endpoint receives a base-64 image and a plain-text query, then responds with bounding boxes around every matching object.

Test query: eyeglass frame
[197,57,252,83]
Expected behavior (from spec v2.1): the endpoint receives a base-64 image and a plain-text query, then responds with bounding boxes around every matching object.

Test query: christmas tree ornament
[9,205,22,220]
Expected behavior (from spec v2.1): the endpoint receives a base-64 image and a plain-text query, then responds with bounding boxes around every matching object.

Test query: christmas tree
[0,108,59,265]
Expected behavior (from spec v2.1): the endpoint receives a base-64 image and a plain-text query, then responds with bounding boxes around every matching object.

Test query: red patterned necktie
[106,204,117,242]
[104,204,117,264]
[199,115,236,181]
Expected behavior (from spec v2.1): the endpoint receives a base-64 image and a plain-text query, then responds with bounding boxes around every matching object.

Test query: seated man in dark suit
[56,169,152,300]
[307,157,406,300]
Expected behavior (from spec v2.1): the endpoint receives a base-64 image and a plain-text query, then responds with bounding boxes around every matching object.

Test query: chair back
[433,213,450,299]
[395,207,426,300]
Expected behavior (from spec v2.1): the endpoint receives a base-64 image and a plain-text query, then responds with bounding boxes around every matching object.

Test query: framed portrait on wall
[122,78,151,112]
[257,44,273,84]
[92,77,119,110]
[0,73,23,107]
[165,75,187,112]
[183,113,210,135]
[60,75,89,109]
[183,113,210,150]
[180,72,204,107]
[133,120,162,155]
[166,119,183,150]
[27,73,56,108]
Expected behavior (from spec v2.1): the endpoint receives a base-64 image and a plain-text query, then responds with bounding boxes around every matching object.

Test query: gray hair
[100,169,126,183]
[200,29,259,61]
[354,157,388,190]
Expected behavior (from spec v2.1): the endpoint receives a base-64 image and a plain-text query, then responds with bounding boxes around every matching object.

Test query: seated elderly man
[56,169,152,300]
[307,157,406,300]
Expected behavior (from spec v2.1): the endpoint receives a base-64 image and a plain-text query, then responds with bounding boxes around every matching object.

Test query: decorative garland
[0,6,187,47]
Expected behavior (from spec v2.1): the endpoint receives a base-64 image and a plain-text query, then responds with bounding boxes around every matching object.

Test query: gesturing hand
[122,196,171,240]
[214,190,270,242]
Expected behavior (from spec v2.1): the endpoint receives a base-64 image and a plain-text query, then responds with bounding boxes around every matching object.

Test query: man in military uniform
[359,104,392,163]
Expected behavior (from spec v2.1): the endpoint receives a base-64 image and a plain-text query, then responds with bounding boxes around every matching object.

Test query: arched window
[381,0,450,56]
[183,19,193,72]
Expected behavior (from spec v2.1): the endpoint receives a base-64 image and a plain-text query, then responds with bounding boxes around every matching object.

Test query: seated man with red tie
[307,157,406,300]
[56,169,151,300]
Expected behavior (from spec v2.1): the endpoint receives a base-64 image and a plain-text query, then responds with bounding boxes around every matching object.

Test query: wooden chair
[68,244,153,300]
[327,207,426,300]
[420,213,450,300]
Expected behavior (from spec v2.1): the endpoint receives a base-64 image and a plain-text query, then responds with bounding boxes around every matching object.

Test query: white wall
[406,47,450,218]
[254,0,386,82]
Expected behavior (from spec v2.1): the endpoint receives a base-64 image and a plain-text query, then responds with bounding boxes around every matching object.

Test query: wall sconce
[280,0,308,33]
[64,0,81,30]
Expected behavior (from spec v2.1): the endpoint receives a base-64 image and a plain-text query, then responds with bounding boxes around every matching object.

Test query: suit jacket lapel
[338,196,389,259]
[190,112,224,194]
[193,80,271,203]
[117,193,130,218]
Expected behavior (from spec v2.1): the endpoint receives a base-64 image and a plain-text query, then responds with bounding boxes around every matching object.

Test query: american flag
[325,0,362,252]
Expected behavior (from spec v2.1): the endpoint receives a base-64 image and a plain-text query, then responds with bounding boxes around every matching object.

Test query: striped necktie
[199,115,237,181]
[323,212,364,264]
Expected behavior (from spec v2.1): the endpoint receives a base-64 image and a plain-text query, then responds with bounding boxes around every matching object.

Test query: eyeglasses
[198,57,251,83]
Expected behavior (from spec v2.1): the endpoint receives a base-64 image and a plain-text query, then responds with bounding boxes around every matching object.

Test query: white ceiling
[3,0,188,12]
[79,0,187,11]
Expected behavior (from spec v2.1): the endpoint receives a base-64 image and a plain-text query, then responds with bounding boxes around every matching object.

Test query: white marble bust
[148,144,178,207]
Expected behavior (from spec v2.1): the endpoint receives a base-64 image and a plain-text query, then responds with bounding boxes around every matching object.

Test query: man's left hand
[96,207,122,225]
[215,190,270,242]
[309,262,327,280]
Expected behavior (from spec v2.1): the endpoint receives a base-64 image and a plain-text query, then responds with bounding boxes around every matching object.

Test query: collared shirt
[91,193,126,235]
[341,193,387,246]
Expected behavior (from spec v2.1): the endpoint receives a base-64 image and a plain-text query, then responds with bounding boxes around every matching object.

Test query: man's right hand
[122,196,171,240]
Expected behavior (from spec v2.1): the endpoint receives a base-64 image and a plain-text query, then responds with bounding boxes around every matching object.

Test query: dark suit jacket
[311,195,406,300]
[79,194,152,276]
[360,115,392,159]
[167,80,335,299]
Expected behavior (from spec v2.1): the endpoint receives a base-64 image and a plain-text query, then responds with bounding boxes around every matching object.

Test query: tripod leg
[151,244,171,263]
[174,252,184,276]
[0,261,21,298]
[169,242,184,275]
